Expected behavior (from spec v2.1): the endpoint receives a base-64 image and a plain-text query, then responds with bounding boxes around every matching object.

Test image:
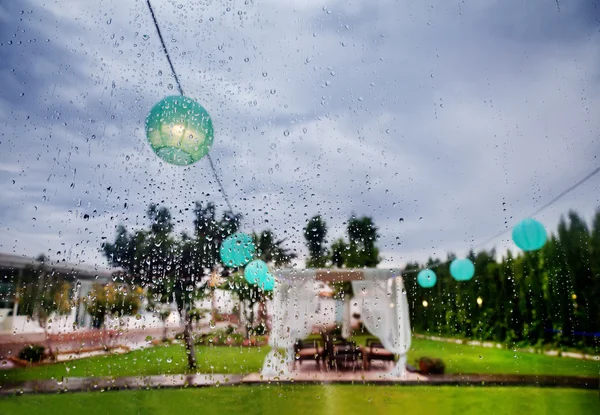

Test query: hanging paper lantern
[261,274,275,292]
[417,269,437,288]
[512,218,547,252]
[244,259,271,285]
[145,96,214,165]
[450,258,475,281]
[220,232,255,268]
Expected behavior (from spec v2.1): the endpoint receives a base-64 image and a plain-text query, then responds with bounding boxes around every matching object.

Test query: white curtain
[341,297,352,339]
[261,270,319,377]
[352,272,412,377]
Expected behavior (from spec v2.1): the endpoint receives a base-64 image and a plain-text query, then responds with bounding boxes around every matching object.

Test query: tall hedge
[406,210,600,351]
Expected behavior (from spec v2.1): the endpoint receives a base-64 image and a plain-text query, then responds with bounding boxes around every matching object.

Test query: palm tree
[252,230,297,267]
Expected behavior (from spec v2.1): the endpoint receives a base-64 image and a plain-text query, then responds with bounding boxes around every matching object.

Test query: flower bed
[9,344,132,367]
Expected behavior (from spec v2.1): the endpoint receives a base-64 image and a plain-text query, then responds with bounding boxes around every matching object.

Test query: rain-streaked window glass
[0,1,599,414]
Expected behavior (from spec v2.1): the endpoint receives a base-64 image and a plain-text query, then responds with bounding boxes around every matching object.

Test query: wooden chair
[323,335,363,370]
[362,337,395,370]
[293,339,325,369]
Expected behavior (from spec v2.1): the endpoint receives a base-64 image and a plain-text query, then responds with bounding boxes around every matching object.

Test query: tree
[304,215,328,268]
[588,211,600,335]
[404,208,600,352]
[345,215,381,268]
[222,272,273,338]
[104,203,201,369]
[328,215,382,301]
[252,230,297,268]
[168,202,241,368]
[330,238,348,268]
[17,255,72,358]
[557,211,595,346]
[84,283,141,329]
[248,229,296,331]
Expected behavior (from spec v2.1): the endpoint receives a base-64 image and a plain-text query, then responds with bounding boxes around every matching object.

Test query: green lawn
[1,344,268,383]
[0,385,597,415]
[401,337,599,377]
[2,337,598,383]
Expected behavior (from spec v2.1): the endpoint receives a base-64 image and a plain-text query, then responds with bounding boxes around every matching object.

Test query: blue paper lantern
[512,218,547,252]
[450,258,475,281]
[220,233,255,268]
[244,259,271,285]
[417,269,437,288]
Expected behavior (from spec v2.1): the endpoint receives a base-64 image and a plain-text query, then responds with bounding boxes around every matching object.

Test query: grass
[2,337,598,383]
[1,345,268,383]
[396,337,599,377]
[353,335,599,377]
[0,385,597,415]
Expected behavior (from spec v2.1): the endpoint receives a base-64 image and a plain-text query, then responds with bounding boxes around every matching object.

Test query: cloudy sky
[0,0,599,271]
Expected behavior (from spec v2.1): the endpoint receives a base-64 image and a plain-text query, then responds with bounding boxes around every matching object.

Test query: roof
[0,252,115,282]
[276,268,403,283]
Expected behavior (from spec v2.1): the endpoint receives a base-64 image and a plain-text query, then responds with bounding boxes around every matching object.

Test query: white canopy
[261,268,412,378]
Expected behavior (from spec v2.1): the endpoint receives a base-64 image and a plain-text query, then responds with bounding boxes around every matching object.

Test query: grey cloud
[0,0,599,269]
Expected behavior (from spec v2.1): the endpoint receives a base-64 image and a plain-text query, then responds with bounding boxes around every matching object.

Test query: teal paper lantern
[220,232,255,268]
[244,259,271,285]
[512,218,547,252]
[145,96,214,165]
[261,274,275,292]
[417,269,437,288]
[450,258,475,281]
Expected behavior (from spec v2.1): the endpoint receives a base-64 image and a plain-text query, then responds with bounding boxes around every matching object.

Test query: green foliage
[103,201,243,370]
[304,215,328,267]
[222,272,273,336]
[252,230,297,267]
[330,238,348,268]
[18,344,45,363]
[103,202,239,313]
[344,215,380,268]
[84,283,141,329]
[407,210,600,352]
[17,263,72,331]
[325,214,382,297]
[326,215,381,269]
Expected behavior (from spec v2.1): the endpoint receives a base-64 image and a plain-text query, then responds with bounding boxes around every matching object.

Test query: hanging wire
[145,0,235,214]
[403,165,600,275]
[472,165,600,251]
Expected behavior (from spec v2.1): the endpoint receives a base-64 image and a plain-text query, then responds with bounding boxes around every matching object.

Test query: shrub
[418,357,445,375]
[253,323,267,336]
[329,325,342,337]
[18,344,46,363]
